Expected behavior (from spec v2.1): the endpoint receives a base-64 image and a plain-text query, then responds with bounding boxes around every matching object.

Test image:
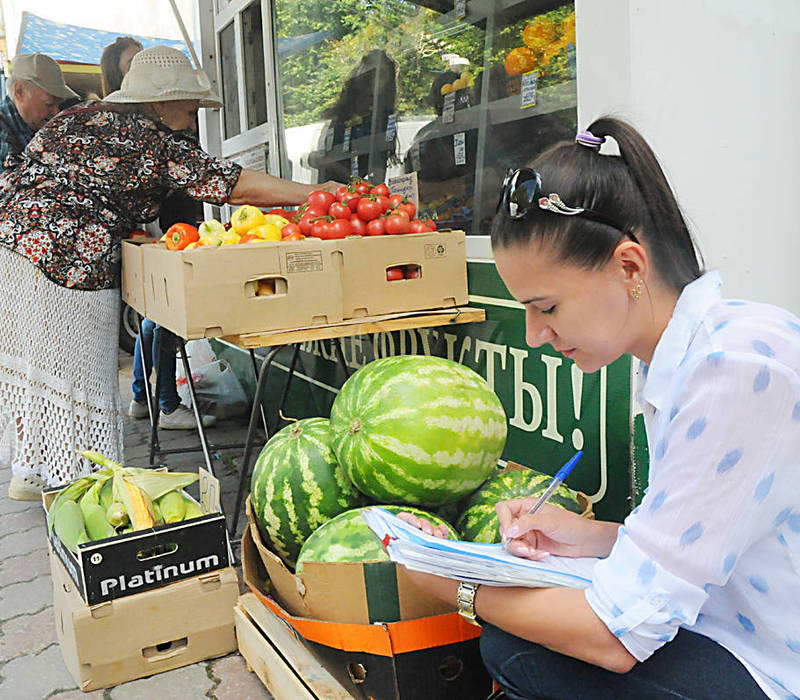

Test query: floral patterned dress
[0,103,242,487]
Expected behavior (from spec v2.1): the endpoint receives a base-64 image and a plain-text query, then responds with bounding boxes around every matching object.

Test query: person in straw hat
[0,52,79,171]
[0,45,340,500]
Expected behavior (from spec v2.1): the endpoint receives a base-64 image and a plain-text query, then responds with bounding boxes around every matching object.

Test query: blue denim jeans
[479,623,767,700]
[131,318,180,413]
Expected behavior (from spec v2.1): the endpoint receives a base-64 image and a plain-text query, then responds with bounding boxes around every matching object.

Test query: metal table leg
[230,345,282,536]
[176,338,216,479]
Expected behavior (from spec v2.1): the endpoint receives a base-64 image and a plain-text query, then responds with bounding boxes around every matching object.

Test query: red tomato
[307,190,335,211]
[396,201,416,219]
[422,218,437,231]
[311,218,333,238]
[268,208,290,219]
[336,186,360,211]
[283,231,304,241]
[281,223,302,239]
[328,201,351,220]
[298,212,323,236]
[328,218,353,239]
[349,215,366,236]
[388,194,405,209]
[357,197,383,221]
[385,212,411,235]
[386,266,404,281]
[352,179,373,195]
[374,195,391,213]
[408,219,429,234]
[365,218,386,236]
[370,183,390,197]
[404,266,421,279]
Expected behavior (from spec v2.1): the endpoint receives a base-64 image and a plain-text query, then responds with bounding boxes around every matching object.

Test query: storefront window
[242,2,268,130]
[219,21,241,139]
[273,0,577,235]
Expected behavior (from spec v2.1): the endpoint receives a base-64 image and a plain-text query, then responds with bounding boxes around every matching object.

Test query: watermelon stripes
[250,417,365,568]
[329,356,508,507]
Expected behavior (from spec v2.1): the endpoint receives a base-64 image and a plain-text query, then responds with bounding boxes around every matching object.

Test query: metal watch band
[457,582,481,625]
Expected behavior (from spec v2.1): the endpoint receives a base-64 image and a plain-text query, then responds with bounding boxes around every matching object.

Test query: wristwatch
[456,582,481,625]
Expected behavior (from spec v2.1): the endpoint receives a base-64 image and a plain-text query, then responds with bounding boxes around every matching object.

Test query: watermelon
[329,356,507,507]
[295,505,458,573]
[250,417,366,568]
[456,468,583,543]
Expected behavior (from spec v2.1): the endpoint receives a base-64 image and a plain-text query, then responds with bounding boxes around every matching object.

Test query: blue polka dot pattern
[679,522,704,547]
[793,402,800,422]
[737,613,755,633]
[712,320,730,333]
[786,320,800,334]
[753,366,770,392]
[716,449,743,475]
[749,575,770,593]
[779,533,788,547]
[706,351,724,366]
[726,301,747,306]
[723,553,737,575]
[613,627,629,638]
[638,559,657,586]
[686,418,707,440]
[612,605,623,617]
[775,508,792,527]
[655,439,666,460]
[754,473,774,502]
[649,489,667,512]
[752,340,774,357]
[787,638,800,654]
[669,406,679,421]
[787,513,800,533]
[695,613,705,624]
[658,633,672,642]
[703,583,713,594]
[670,610,687,624]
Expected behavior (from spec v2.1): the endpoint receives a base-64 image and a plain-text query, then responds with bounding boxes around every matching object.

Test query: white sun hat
[104,45,222,108]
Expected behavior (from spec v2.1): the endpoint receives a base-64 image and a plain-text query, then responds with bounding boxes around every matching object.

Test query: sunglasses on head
[496,167,639,243]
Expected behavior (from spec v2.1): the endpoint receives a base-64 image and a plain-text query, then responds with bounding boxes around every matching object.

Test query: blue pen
[503,450,583,550]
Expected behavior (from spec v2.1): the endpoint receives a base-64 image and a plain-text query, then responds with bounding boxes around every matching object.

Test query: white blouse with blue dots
[585,271,800,700]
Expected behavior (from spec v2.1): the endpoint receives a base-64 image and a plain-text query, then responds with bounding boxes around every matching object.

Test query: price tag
[199,467,221,515]
[386,113,397,142]
[442,92,456,123]
[454,0,466,19]
[343,126,352,152]
[387,172,419,210]
[520,71,538,109]
[453,132,466,166]
[351,154,359,178]
[325,128,335,150]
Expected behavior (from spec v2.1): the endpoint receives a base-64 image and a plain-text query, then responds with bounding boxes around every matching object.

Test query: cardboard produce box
[43,487,232,606]
[121,237,157,317]
[337,230,468,319]
[246,497,451,624]
[51,552,238,691]
[241,525,490,700]
[134,239,344,339]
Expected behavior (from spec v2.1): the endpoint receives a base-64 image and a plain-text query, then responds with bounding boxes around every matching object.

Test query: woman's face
[155,100,200,132]
[118,45,141,78]
[494,240,638,374]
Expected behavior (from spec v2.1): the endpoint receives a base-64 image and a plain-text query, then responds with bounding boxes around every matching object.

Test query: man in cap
[0,53,78,171]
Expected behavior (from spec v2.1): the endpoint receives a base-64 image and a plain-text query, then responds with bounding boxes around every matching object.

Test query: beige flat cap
[11,53,79,100]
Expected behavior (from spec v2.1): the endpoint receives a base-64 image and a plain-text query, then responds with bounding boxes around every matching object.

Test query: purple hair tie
[576,130,605,150]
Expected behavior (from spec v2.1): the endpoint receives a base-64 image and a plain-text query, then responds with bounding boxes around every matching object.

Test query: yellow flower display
[504,47,538,76]
[523,17,557,52]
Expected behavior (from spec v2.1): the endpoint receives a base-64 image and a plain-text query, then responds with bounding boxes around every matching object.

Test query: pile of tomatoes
[285,179,438,241]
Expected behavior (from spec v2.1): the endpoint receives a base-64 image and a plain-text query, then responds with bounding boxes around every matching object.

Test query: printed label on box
[343,126,352,151]
[442,92,456,123]
[285,251,324,273]
[424,242,447,259]
[521,71,538,109]
[453,132,466,166]
[199,468,221,515]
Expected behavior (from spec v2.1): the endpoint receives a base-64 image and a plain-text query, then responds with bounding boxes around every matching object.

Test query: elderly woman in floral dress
[0,46,337,499]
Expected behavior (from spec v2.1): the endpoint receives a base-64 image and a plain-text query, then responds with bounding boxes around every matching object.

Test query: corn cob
[99,478,114,510]
[151,501,165,526]
[82,503,116,541]
[54,500,89,552]
[182,497,204,520]
[47,477,93,533]
[113,472,155,530]
[156,490,187,524]
[106,501,129,529]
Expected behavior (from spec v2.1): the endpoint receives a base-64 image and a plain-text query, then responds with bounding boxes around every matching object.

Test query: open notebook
[361,507,600,588]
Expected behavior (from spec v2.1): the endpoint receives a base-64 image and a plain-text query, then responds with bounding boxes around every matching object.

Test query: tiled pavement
[0,351,274,699]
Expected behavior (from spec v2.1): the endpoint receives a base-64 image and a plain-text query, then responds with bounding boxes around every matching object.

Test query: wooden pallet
[235,593,354,699]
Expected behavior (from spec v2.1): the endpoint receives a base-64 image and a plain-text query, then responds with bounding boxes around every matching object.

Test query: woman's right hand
[497,500,614,560]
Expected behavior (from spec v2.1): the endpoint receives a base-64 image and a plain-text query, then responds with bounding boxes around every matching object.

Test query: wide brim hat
[104,45,222,109]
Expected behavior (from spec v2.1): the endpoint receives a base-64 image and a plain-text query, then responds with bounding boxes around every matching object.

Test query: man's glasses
[496,168,638,243]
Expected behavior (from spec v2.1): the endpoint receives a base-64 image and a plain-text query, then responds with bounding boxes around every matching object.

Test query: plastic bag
[176,357,249,419]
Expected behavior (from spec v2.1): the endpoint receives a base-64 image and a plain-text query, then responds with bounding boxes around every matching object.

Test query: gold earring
[630,280,643,301]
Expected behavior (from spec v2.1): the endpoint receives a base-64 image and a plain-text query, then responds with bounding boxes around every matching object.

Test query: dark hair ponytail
[490,116,703,293]
[100,37,143,97]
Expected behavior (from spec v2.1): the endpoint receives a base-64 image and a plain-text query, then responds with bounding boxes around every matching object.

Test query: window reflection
[219,21,241,139]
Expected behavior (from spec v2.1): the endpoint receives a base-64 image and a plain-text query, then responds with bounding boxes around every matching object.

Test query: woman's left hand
[396,511,452,539]
[318,180,345,194]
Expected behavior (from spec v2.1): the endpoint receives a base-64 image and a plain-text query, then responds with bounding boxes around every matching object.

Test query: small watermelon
[329,355,507,507]
[250,417,366,568]
[456,468,583,543]
[295,505,458,573]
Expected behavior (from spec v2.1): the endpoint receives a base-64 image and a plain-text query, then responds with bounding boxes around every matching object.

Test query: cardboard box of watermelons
[241,517,492,700]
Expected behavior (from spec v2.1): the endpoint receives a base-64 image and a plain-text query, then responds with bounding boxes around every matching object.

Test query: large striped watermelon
[250,417,366,568]
[329,356,507,507]
[295,505,458,573]
[456,468,583,543]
